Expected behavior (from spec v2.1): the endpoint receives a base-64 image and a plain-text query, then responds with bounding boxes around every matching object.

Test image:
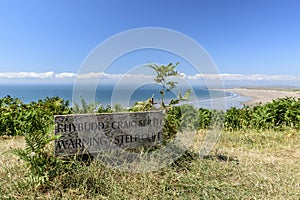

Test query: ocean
[0,84,250,110]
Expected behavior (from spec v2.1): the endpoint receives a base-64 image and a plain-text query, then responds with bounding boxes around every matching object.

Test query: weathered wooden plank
[54,111,164,156]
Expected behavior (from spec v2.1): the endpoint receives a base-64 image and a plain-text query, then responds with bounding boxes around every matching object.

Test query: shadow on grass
[171,149,239,171]
[202,154,239,164]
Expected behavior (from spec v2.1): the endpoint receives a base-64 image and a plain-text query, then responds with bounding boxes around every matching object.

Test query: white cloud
[55,72,77,78]
[77,72,153,79]
[0,71,54,79]
[139,72,300,81]
[0,71,300,81]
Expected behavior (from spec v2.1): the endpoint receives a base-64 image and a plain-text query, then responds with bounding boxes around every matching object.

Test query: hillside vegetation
[0,95,299,137]
[0,95,299,199]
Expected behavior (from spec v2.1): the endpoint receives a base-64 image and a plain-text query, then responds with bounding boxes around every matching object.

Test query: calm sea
[0,84,250,109]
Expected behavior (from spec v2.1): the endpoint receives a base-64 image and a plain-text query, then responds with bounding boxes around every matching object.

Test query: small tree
[148,62,191,141]
[148,62,191,110]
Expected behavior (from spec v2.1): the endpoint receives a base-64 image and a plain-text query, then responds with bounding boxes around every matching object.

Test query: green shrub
[197,108,212,129]
[0,96,71,136]
[0,96,25,136]
[11,124,63,184]
[1,92,300,191]
[199,97,300,131]
[147,63,191,142]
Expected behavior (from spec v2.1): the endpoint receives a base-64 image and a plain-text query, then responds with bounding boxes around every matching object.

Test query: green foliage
[0,96,24,136]
[148,62,191,109]
[97,105,113,113]
[148,63,192,142]
[163,104,199,142]
[0,96,71,184]
[177,104,199,131]
[73,98,99,114]
[197,108,213,129]
[162,96,300,132]
[1,91,300,198]
[73,97,120,114]
[0,96,71,136]
[224,107,245,131]
[36,96,71,115]
[11,125,63,184]
[164,106,181,139]
[111,104,126,112]
[1,87,299,194]
[2,129,299,199]
[1,95,299,138]
[129,96,156,112]
[248,97,300,130]
[203,97,300,131]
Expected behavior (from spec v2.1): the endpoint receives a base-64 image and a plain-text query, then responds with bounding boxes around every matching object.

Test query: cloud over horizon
[0,71,300,81]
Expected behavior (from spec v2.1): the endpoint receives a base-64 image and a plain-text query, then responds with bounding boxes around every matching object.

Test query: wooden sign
[54,111,163,156]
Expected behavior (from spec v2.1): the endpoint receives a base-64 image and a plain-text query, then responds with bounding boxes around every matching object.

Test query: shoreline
[225,88,300,106]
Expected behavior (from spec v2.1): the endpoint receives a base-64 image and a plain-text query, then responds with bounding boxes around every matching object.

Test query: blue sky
[0,0,300,84]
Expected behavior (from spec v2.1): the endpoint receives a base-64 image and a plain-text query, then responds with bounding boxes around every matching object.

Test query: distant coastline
[1,84,299,110]
[0,84,232,109]
[225,87,300,106]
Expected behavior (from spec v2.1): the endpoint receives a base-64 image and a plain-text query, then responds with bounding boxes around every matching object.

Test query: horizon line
[0,71,300,81]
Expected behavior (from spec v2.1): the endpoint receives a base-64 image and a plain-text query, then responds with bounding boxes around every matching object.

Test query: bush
[1,94,300,189]
[0,96,71,136]
[202,97,300,131]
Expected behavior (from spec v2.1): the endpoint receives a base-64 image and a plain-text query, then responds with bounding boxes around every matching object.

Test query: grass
[1,129,300,199]
[0,136,25,169]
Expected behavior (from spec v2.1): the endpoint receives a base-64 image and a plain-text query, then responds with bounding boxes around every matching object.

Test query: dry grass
[1,129,300,199]
[0,136,25,171]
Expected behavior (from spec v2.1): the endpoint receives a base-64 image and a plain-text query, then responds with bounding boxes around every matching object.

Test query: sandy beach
[226,88,300,105]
